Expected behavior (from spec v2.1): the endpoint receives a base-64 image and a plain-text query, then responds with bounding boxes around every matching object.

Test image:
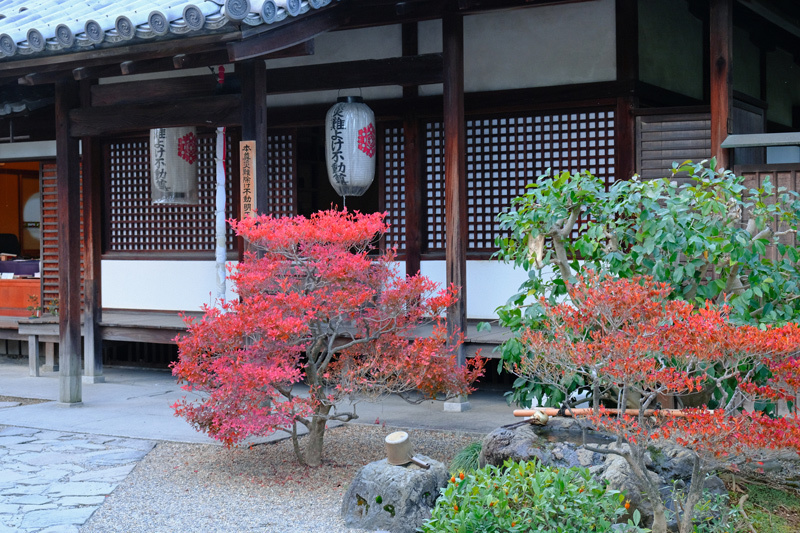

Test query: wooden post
[81,79,104,383]
[55,79,82,404]
[403,22,423,277]
[710,0,732,170]
[240,59,269,215]
[28,336,39,377]
[443,8,469,411]
[615,0,638,182]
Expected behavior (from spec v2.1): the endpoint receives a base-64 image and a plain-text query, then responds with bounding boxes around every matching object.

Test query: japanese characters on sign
[150,127,199,204]
[240,140,256,217]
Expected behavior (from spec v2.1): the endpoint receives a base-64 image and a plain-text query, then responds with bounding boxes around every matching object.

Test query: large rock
[481,422,728,532]
[341,455,447,533]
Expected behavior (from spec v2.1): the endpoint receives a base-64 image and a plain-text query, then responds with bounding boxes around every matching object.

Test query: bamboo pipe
[514,408,698,418]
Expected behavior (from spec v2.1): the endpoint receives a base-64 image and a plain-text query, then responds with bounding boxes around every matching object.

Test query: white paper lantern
[325,96,376,198]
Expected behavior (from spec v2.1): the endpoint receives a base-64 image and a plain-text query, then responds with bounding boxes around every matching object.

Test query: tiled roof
[0,0,332,60]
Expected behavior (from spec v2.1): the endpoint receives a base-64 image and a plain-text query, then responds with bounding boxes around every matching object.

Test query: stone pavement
[0,356,517,532]
[0,425,154,533]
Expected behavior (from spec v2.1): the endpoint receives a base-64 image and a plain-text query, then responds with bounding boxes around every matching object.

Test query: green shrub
[421,459,627,533]
[448,441,482,476]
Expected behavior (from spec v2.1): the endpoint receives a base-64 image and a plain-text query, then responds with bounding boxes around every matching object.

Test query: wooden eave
[0,0,599,86]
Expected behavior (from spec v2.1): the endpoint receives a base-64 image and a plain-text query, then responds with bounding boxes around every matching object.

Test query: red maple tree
[514,272,800,533]
[172,209,483,466]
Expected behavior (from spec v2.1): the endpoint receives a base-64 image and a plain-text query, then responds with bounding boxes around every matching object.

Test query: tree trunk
[300,404,331,467]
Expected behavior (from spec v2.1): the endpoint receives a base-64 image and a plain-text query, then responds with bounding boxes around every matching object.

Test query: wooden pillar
[710,0,732,170]
[55,79,82,404]
[443,10,467,371]
[615,0,638,182]
[80,80,104,383]
[403,22,423,277]
[240,59,269,215]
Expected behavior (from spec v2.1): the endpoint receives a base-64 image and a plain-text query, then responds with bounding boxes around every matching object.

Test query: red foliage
[516,271,800,462]
[172,209,483,457]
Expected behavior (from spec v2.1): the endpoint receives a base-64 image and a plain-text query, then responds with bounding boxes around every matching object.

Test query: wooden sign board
[240,140,256,218]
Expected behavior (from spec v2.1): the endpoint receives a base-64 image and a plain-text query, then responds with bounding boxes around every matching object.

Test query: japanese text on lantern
[152,128,169,194]
[240,141,256,217]
[329,106,346,185]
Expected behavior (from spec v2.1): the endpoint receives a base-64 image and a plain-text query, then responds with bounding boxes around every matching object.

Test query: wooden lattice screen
[424,107,617,253]
[382,123,406,251]
[41,162,84,309]
[106,132,236,253]
[265,132,296,217]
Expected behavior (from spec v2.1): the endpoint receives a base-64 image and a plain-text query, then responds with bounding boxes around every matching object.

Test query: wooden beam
[91,74,220,107]
[229,5,348,61]
[239,60,269,215]
[710,0,733,169]
[69,94,242,137]
[443,9,467,369]
[120,56,180,76]
[266,54,443,94]
[55,79,82,403]
[80,79,104,383]
[73,64,123,81]
[616,96,636,181]
[173,49,231,69]
[18,71,72,86]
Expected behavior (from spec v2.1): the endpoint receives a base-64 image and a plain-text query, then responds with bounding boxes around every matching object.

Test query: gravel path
[79,424,483,533]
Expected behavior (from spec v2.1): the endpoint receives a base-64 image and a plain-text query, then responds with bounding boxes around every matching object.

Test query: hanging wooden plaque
[239,140,256,217]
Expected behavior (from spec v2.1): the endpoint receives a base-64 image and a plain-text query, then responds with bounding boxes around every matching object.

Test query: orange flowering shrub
[172,209,483,466]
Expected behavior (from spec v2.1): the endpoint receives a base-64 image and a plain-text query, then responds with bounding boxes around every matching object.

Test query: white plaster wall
[418,0,617,96]
[265,25,403,107]
[102,260,238,311]
[0,141,56,159]
[638,0,703,100]
[420,260,531,320]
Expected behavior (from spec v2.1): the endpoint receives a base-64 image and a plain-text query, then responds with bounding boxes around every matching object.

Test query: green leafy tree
[493,161,800,407]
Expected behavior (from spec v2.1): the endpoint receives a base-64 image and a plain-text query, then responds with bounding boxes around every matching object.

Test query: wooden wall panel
[41,162,84,312]
[636,112,711,182]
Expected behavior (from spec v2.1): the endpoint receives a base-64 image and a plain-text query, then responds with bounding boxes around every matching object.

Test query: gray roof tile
[0,0,332,60]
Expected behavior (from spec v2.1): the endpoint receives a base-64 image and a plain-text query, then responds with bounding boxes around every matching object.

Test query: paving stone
[7,494,50,505]
[20,507,96,529]
[58,496,107,506]
[0,503,19,514]
[46,482,116,497]
[69,464,136,483]
[84,449,151,466]
[0,485,46,497]
[38,526,80,533]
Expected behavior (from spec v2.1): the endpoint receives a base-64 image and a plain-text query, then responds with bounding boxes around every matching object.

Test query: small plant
[26,294,40,318]
[45,297,58,316]
[421,459,629,533]
[448,441,482,476]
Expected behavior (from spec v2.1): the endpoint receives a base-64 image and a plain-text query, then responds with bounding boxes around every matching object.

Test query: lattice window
[425,121,446,251]
[424,108,616,253]
[107,131,236,253]
[266,132,296,217]
[382,124,406,251]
